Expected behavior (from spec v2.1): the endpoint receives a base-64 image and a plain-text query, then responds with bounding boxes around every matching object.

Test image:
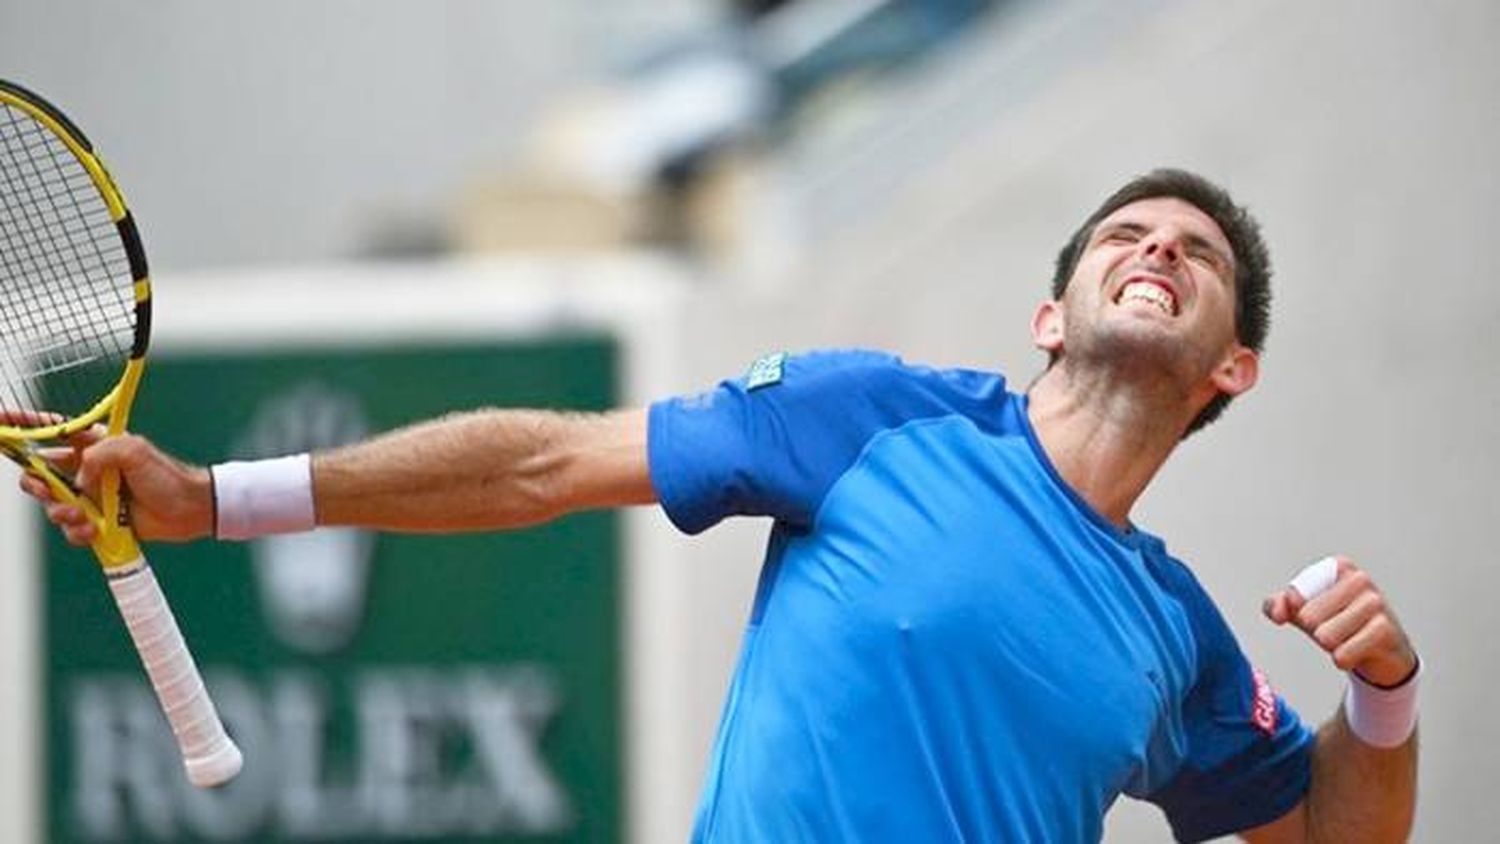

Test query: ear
[1210,344,1259,397]
[1031,299,1065,354]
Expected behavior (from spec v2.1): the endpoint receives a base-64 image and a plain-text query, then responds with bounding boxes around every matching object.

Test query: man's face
[1046,196,1247,389]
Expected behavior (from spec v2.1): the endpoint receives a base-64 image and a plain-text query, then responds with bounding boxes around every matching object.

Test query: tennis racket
[0,80,242,787]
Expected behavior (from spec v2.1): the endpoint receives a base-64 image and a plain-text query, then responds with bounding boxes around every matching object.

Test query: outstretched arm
[21,407,655,543]
[1241,557,1419,843]
[314,408,654,532]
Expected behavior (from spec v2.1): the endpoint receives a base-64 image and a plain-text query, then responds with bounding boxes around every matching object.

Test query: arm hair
[312,407,654,532]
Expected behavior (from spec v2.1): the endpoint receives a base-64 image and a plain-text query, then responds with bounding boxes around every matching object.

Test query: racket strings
[0,101,135,422]
[0,109,133,345]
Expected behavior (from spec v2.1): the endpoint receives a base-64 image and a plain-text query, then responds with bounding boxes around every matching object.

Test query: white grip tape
[213,453,316,541]
[1288,556,1340,601]
[107,559,244,787]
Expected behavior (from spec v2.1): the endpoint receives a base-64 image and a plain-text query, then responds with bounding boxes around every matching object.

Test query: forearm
[1304,708,1417,843]
[313,408,651,532]
[1251,557,1420,843]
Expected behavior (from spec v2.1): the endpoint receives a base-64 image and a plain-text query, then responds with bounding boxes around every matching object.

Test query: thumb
[75,435,149,494]
[1262,588,1305,625]
[1263,555,1339,625]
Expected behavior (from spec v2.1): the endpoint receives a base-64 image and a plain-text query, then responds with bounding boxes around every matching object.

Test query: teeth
[1118,281,1176,315]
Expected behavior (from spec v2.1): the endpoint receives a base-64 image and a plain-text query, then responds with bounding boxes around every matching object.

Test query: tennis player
[22,169,1418,842]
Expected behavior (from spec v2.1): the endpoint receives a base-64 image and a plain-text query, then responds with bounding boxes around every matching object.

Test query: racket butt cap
[186,742,244,788]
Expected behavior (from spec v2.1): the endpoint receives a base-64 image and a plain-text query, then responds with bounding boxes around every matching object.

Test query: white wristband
[1345,659,1421,749]
[211,454,316,540]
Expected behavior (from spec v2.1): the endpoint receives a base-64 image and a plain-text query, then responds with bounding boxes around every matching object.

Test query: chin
[1082,323,1198,380]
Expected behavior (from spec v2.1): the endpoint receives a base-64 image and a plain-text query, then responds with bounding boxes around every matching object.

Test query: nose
[1141,229,1182,267]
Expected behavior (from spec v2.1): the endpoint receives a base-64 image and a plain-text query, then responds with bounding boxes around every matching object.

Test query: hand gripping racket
[0,80,242,787]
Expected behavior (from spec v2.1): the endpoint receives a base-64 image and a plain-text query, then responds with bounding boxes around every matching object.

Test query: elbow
[508,447,577,525]
[482,462,562,528]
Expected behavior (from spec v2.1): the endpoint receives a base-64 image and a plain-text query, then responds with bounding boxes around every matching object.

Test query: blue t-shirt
[648,350,1314,843]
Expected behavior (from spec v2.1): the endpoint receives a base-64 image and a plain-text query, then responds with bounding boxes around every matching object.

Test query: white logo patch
[746,352,787,390]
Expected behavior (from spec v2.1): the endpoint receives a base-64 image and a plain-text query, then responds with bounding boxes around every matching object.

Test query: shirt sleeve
[647,349,1007,535]
[1146,580,1316,842]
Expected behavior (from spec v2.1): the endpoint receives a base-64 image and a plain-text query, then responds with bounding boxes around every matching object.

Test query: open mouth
[1115,278,1178,316]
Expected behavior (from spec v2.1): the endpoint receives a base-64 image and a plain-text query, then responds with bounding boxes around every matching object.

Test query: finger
[37,447,80,473]
[0,409,64,428]
[62,522,98,546]
[1265,556,1336,624]
[65,424,108,449]
[1331,614,1401,673]
[1296,567,1375,630]
[1288,556,1340,601]
[1262,590,1299,625]
[19,473,57,502]
[44,500,88,529]
[1310,590,1384,653]
[44,500,97,545]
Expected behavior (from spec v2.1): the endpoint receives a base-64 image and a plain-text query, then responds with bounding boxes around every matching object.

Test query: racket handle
[105,557,243,787]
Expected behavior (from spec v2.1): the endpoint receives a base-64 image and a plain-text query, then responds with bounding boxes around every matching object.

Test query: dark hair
[1049,168,1272,436]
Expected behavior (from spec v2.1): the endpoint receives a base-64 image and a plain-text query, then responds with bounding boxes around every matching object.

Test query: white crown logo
[235,383,373,654]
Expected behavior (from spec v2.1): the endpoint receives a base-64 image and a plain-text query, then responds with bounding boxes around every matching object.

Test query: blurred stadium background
[2,0,1495,841]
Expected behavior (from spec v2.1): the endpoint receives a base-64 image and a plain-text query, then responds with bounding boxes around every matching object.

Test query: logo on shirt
[745,351,787,390]
[1251,667,1279,737]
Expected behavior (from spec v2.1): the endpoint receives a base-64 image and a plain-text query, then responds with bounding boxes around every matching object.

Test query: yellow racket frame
[0,81,151,569]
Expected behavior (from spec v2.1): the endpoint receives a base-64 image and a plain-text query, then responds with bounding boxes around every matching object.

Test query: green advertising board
[43,338,621,843]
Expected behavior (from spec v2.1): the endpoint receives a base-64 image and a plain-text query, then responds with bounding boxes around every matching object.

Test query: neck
[1025,362,1196,527]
